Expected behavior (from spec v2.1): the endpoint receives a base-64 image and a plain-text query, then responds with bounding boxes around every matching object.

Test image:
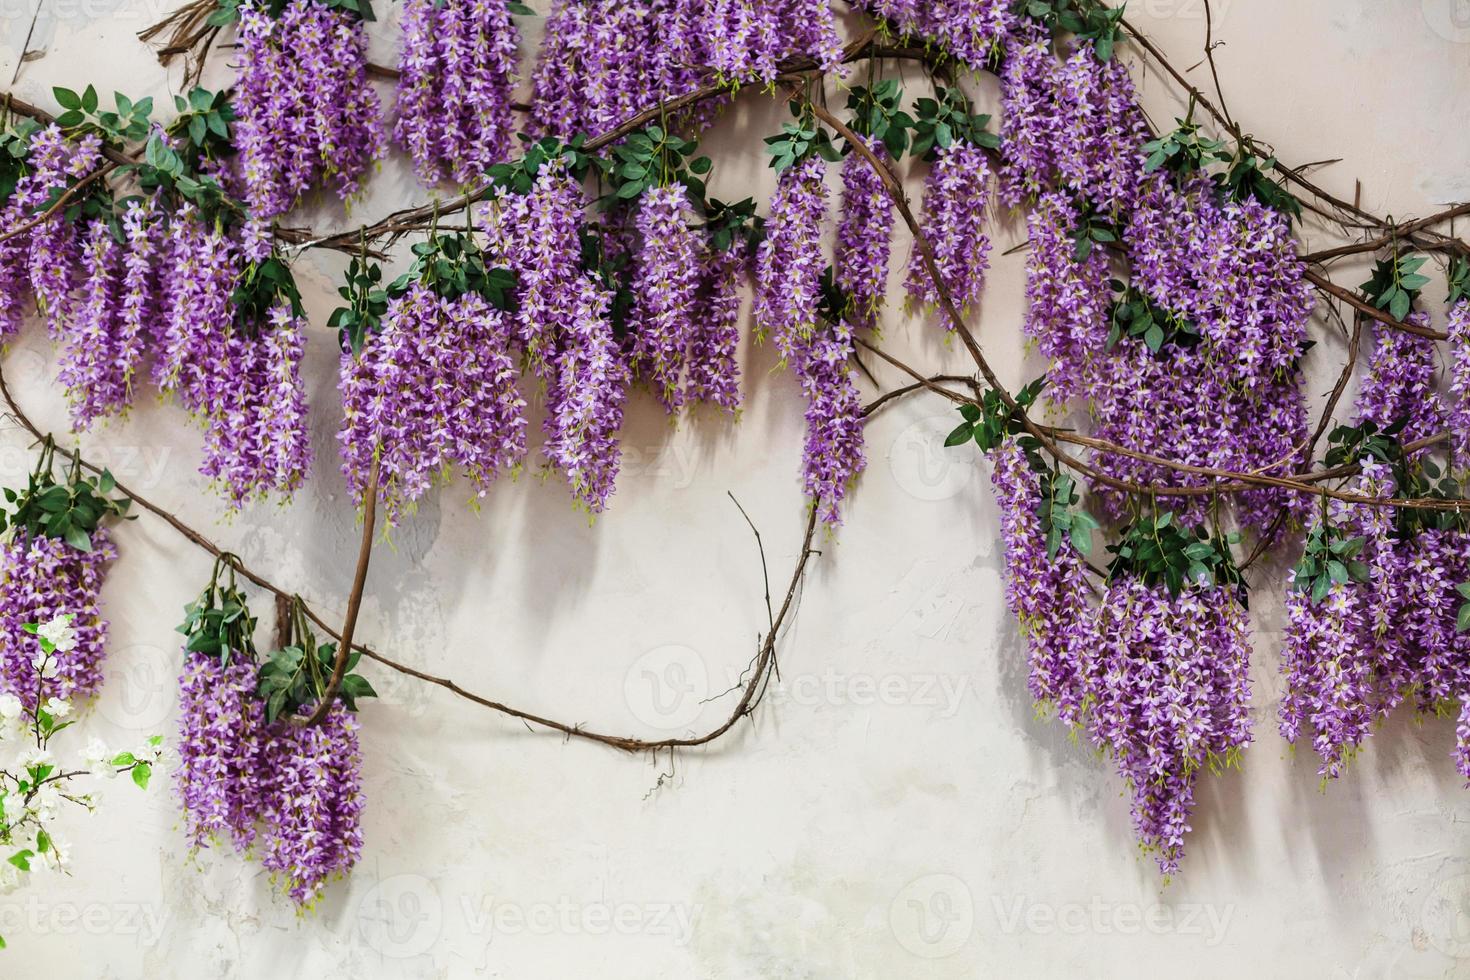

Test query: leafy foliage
[1292,520,1369,605]
[910,87,999,161]
[230,254,306,329]
[845,80,915,159]
[763,105,842,172]
[177,556,258,666]
[51,85,152,145]
[1069,198,1117,261]
[0,116,40,206]
[599,124,712,205]
[1107,510,1245,598]
[1215,148,1301,219]
[257,601,376,724]
[0,441,131,554]
[487,134,598,195]
[391,231,518,307]
[328,256,391,355]
[209,0,376,23]
[1014,0,1125,61]
[1107,280,1200,354]
[1448,257,1470,308]
[1360,252,1430,323]
[1142,108,1229,178]
[700,196,764,253]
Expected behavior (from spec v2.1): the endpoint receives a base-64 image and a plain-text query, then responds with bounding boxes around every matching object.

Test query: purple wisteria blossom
[25,130,101,337]
[795,316,866,525]
[482,161,586,377]
[56,201,161,429]
[257,702,365,908]
[200,305,314,507]
[1450,300,1470,462]
[630,185,701,411]
[1087,575,1252,875]
[394,0,519,185]
[338,283,527,523]
[1053,46,1148,215]
[849,0,1012,69]
[753,157,827,364]
[153,203,236,412]
[683,239,747,413]
[543,275,631,513]
[1021,190,1109,400]
[1354,311,1445,446]
[235,0,385,219]
[835,138,894,328]
[989,441,1093,726]
[997,23,1059,208]
[905,142,992,316]
[705,0,844,84]
[176,653,268,851]
[0,529,115,707]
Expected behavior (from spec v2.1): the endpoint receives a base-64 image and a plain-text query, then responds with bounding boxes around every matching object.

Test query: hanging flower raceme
[482,156,587,378]
[337,238,526,524]
[835,137,894,329]
[543,275,631,513]
[997,23,1060,208]
[176,576,372,907]
[200,298,314,508]
[705,0,844,85]
[1355,311,1446,446]
[153,202,238,413]
[530,0,714,140]
[1020,191,1112,402]
[1279,462,1404,777]
[683,237,748,413]
[630,184,702,411]
[234,0,384,219]
[753,156,828,364]
[848,0,1012,70]
[20,128,103,338]
[1084,513,1252,876]
[258,699,364,906]
[1052,44,1148,216]
[795,315,866,525]
[1448,295,1470,462]
[56,199,164,430]
[394,0,519,186]
[989,441,1093,726]
[0,441,128,708]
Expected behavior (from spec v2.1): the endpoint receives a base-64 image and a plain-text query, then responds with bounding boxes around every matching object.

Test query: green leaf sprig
[1107,510,1244,598]
[230,253,306,329]
[845,80,916,160]
[1360,252,1430,323]
[0,439,132,553]
[1292,519,1369,605]
[910,87,999,161]
[328,255,391,355]
[1107,280,1200,354]
[51,85,152,146]
[763,104,842,173]
[600,124,712,205]
[256,597,376,724]
[177,554,258,666]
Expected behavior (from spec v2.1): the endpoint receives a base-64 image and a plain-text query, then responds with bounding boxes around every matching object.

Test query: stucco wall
[1,1,1469,977]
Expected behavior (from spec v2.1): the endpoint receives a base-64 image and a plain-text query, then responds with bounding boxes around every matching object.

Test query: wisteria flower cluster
[704,0,846,84]
[905,141,993,317]
[339,279,526,523]
[234,0,384,219]
[174,570,366,907]
[834,137,894,328]
[753,156,828,364]
[850,0,1013,70]
[394,0,520,186]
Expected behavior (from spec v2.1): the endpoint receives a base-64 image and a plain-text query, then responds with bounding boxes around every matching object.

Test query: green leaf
[944,423,973,448]
[53,87,81,111]
[131,762,151,790]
